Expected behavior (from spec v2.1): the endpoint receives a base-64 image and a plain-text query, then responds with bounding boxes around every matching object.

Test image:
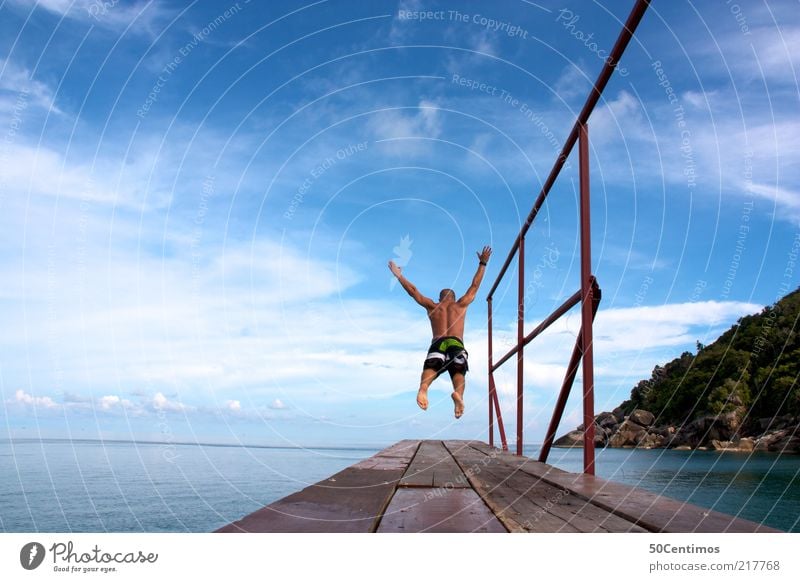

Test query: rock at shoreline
[553,408,799,454]
[597,412,618,428]
[768,435,800,453]
[608,419,647,447]
[553,430,585,448]
[629,409,655,428]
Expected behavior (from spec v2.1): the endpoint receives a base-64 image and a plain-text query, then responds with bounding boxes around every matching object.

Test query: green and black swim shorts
[423,336,469,377]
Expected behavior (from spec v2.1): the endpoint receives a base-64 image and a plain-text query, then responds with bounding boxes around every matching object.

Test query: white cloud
[268,398,287,410]
[95,394,137,412]
[591,90,652,145]
[368,99,443,156]
[0,58,61,113]
[99,395,120,410]
[554,64,591,102]
[11,389,58,408]
[389,0,424,43]
[594,300,761,349]
[489,299,761,397]
[748,182,800,221]
[7,0,168,35]
[0,136,217,210]
[715,24,800,85]
[225,399,241,412]
[682,90,711,110]
[152,392,191,412]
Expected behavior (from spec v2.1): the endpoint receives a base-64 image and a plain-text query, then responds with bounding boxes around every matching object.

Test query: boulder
[754,438,770,451]
[612,407,626,423]
[711,439,734,451]
[768,436,800,453]
[553,430,585,448]
[640,433,665,449]
[685,412,742,445]
[762,429,788,445]
[597,412,619,428]
[629,409,655,427]
[667,429,700,449]
[757,417,776,432]
[593,429,607,447]
[718,411,742,434]
[684,416,705,434]
[652,426,673,437]
[608,419,647,447]
[736,437,755,451]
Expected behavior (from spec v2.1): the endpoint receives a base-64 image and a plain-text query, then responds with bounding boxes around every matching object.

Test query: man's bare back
[426,299,468,340]
[388,246,492,418]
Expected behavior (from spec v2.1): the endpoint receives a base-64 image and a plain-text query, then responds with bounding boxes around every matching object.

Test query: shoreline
[554,408,800,454]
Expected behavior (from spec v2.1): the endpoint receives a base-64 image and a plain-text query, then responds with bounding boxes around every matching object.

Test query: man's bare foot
[451,392,464,419]
[416,388,428,410]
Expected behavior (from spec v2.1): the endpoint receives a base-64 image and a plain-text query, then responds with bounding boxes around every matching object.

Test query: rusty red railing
[486,0,650,474]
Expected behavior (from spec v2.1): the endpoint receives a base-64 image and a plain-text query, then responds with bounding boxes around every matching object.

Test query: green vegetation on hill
[620,286,800,427]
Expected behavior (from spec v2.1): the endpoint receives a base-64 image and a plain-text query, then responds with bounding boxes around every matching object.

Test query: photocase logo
[389,235,413,290]
[20,542,46,570]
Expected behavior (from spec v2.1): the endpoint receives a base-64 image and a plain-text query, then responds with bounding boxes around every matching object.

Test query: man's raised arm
[388,260,435,309]
[458,246,492,306]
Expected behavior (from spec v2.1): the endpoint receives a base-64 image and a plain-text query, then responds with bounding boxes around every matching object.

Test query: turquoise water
[0,439,380,532]
[1,439,797,532]
[535,445,800,532]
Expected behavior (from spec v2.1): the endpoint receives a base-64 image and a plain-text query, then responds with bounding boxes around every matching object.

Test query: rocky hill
[555,286,800,453]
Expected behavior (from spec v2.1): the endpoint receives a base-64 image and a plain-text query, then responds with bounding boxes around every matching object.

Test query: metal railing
[486,0,650,474]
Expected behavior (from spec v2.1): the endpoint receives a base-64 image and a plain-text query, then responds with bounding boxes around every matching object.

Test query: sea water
[0,439,797,532]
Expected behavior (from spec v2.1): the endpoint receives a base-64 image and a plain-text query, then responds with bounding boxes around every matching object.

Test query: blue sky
[0,0,797,448]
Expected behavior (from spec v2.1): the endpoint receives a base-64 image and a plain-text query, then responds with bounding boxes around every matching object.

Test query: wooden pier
[215,440,779,533]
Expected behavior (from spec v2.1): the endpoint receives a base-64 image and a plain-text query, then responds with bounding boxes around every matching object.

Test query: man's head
[439,289,456,302]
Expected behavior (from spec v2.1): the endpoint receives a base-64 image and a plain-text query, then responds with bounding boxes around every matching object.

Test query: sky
[0,0,798,448]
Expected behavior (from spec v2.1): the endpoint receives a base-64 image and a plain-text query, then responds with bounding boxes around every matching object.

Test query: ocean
[1,439,797,532]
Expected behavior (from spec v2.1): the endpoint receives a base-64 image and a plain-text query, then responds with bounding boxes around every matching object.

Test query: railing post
[516,236,525,456]
[579,122,596,475]
[488,298,494,448]
[538,278,601,464]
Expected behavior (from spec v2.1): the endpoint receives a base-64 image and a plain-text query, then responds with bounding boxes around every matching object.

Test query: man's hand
[477,246,492,264]
[388,260,402,278]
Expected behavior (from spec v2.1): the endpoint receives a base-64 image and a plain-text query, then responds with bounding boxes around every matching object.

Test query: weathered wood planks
[399,440,469,488]
[215,440,420,533]
[377,487,506,532]
[463,441,780,533]
[215,439,781,533]
[443,441,646,533]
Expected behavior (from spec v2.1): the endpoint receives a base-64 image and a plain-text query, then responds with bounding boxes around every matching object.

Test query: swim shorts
[423,336,469,377]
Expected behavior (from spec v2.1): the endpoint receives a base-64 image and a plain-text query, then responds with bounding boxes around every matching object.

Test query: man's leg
[417,367,437,410]
[450,372,465,418]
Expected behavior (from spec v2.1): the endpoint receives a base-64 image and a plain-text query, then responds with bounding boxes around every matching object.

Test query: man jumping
[388,246,492,419]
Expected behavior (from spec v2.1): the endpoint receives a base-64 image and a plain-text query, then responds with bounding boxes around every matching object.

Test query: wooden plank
[216,443,420,533]
[489,473,643,533]
[447,441,645,532]
[492,453,780,533]
[464,440,497,456]
[353,440,420,471]
[399,440,469,488]
[444,441,584,532]
[216,439,779,533]
[377,487,506,532]
[374,439,421,459]
[456,441,779,532]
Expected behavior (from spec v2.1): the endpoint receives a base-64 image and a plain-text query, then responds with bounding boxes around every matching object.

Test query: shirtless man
[388,246,492,418]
